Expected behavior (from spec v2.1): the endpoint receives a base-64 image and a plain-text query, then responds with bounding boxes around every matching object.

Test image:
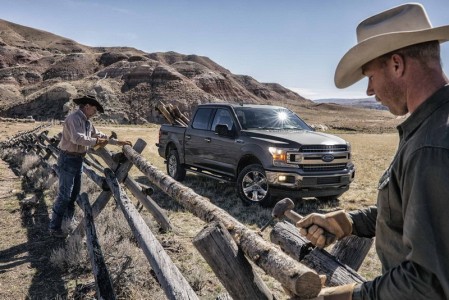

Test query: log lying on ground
[122,145,322,298]
[104,168,199,300]
[270,221,366,286]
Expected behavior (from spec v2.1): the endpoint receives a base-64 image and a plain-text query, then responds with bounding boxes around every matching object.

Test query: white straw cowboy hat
[335,3,449,89]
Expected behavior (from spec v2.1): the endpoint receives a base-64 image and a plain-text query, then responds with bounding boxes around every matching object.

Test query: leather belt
[60,150,86,157]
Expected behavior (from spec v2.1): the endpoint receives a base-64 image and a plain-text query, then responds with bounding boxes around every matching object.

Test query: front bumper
[266,166,355,191]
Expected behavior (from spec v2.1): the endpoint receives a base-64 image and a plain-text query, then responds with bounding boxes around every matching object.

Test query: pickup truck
[157,103,355,206]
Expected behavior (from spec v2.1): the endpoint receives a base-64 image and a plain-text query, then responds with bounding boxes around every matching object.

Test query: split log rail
[1,125,374,299]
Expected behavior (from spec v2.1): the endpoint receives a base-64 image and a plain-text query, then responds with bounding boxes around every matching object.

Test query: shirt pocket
[378,167,403,227]
[377,168,391,222]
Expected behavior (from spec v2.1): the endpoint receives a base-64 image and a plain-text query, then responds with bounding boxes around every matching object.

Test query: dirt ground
[0,124,72,299]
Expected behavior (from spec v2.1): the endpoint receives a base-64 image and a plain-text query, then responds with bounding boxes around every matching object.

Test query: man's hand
[312,283,357,300]
[96,137,109,146]
[117,140,132,146]
[108,138,132,146]
[296,210,352,248]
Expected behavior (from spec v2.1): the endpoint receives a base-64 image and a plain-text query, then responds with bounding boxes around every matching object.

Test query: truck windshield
[234,107,311,130]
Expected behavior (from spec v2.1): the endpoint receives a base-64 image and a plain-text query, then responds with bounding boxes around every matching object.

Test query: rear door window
[191,108,213,130]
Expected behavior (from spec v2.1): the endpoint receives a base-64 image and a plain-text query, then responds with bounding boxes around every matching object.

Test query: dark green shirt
[350,85,449,299]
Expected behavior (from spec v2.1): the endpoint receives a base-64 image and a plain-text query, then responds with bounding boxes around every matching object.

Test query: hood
[243,129,347,147]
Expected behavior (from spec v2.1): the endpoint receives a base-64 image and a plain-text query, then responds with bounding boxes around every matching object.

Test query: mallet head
[272,198,295,218]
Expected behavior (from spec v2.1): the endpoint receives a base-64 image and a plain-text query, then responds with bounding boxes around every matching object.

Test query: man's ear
[391,53,405,76]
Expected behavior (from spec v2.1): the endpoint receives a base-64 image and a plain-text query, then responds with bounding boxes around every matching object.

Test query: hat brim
[73,96,104,113]
[334,25,449,89]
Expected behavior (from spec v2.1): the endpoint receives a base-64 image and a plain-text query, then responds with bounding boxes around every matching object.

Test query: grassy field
[0,121,399,299]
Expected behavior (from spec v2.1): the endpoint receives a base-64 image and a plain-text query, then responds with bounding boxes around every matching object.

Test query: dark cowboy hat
[73,95,104,113]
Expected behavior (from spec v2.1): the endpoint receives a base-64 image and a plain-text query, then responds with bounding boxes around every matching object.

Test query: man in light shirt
[49,95,131,238]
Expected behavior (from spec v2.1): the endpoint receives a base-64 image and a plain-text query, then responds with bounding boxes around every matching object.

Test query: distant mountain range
[314,97,388,110]
[0,18,311,123]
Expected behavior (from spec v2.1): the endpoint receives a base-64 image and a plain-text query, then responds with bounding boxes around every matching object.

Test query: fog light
[278,175,287,182]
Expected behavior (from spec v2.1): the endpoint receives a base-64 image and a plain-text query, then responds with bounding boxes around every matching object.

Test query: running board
[185,166,234,182]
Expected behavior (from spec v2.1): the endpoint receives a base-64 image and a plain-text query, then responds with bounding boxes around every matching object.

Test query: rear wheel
[236,164,273,207]
[166,149,186,181]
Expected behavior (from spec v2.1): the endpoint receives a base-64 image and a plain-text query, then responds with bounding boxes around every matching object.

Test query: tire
[166,149,186,181]
[236,164,272,207]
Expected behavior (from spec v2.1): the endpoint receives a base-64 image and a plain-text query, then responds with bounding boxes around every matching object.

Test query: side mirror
[215,124,234,137]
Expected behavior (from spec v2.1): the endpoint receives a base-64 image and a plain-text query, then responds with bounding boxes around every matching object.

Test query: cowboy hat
[73,95,104,113]
[335,3,449,89]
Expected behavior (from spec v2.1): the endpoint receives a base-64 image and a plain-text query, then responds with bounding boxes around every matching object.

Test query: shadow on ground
[0,159,67,299]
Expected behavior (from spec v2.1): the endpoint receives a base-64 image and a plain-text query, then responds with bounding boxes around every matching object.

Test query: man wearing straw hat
[49,95,131,238]
[297,3,449,299]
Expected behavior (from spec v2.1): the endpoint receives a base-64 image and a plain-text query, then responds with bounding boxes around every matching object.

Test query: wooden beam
[122,145,322,298]
[77,193,116,300]
[73,140,147,236]
[193,221,273,300]
[94,145,171,231]
[330,235,373,272]
[104,168,199,300]
[270,221,366,286]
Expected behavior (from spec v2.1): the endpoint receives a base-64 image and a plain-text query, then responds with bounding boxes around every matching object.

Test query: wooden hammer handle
[285,210,337,242]
[285,210,303,223]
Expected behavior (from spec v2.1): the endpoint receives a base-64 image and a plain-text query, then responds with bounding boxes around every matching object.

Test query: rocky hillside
[0,19,311,124]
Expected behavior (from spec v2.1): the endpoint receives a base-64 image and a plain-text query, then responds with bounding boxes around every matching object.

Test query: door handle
[186,135,191,139]
[204,138,211,143]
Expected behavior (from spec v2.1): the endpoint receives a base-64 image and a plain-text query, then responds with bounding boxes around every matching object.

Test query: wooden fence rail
[1,125,374,300]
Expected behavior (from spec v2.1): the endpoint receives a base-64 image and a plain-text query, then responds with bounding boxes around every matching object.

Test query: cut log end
[294,271,322,299]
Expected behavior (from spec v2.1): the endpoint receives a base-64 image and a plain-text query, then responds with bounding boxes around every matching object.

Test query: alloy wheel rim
[241,170,268,202]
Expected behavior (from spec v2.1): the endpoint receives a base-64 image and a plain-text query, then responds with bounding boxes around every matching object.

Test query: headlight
[268,147,287,162]
[268,147,299,167]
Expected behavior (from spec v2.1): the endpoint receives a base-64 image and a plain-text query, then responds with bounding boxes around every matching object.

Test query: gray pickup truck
[157,103,355,206]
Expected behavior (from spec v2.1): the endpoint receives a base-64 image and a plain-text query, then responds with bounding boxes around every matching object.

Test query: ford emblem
[322,154,334,162]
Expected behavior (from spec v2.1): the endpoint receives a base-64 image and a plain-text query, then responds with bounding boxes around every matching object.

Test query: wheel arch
[237,154,262,175]
[165,142,177,158]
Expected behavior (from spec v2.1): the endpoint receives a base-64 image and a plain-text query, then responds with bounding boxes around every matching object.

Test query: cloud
[287,87,319,99]
[288,87,367,101]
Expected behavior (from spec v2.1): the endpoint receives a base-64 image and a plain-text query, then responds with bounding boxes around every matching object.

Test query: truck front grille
[301,164,347,172]
[286,144,351,173]
[300,145,348,152]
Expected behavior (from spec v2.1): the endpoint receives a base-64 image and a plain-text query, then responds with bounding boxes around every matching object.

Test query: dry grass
[1,121,400,299]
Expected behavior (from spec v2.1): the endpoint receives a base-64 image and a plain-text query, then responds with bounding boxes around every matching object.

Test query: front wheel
[236,164,273,207]
[166,149,186,181]
[316,195,340,202]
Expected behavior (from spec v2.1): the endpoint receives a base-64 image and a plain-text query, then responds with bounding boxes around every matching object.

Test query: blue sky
[1,0,448,100]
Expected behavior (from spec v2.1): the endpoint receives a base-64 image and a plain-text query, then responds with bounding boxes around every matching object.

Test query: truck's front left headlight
[268,147,299,167]
[268,147,287,163]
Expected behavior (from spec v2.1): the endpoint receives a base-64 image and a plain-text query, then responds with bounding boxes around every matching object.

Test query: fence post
[78,193,116,300]
[104,168,199,300]
[193,221,273,300]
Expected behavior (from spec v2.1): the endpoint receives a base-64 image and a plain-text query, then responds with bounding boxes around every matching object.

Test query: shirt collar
[76,108,88,121]
[397,84,449,140]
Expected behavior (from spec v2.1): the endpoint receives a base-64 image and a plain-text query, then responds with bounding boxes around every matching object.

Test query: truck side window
[211,109,234,131]
[192,108,213,130]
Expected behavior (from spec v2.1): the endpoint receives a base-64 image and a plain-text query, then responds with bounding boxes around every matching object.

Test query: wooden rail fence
[0,125,374,299]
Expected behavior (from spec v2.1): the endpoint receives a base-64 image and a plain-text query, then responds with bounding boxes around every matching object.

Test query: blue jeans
[49,152,83,230]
